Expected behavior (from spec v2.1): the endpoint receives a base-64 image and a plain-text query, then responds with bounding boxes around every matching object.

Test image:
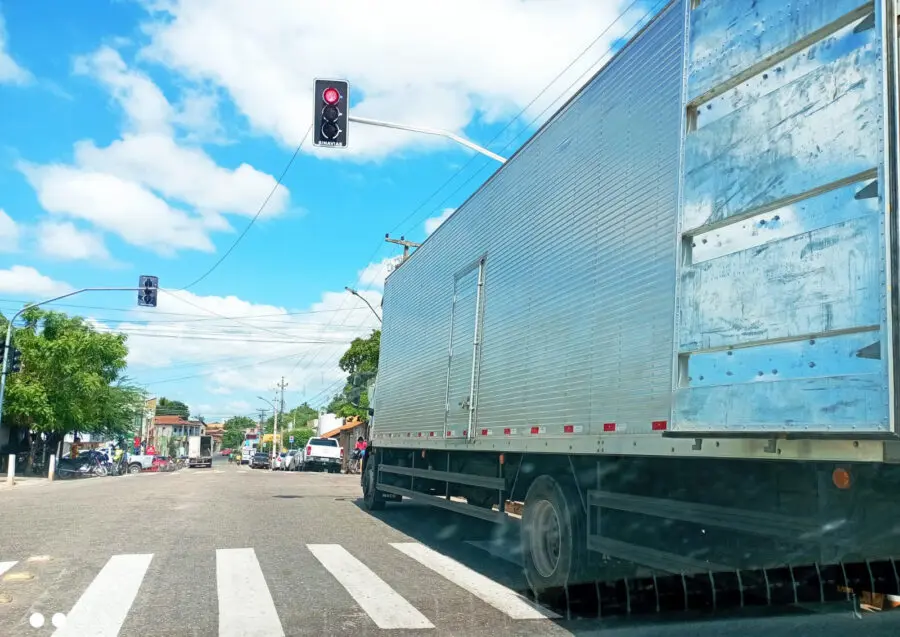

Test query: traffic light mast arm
[347,115,507,164]
[0,286,148,432]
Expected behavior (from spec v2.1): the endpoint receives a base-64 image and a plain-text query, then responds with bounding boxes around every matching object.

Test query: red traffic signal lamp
[313,79,349,148]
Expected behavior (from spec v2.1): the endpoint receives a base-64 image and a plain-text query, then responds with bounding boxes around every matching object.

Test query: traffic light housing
[9,347,22,373]
[312,79,349,148]
[138,275,158,307]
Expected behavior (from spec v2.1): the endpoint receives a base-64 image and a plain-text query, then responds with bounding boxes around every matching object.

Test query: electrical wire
[399,0,667,237]
[386,0,646,236]
[142,350,310,385]
[291,1,659,406]
[178,124,313,291]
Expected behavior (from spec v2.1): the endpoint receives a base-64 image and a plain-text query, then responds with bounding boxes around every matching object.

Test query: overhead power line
[387,0,645,236]
[178,123,313,291]
[292,2,654,404]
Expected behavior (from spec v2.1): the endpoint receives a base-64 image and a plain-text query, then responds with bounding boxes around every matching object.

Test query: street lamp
[257,395,278,469]
[345,287,382,323]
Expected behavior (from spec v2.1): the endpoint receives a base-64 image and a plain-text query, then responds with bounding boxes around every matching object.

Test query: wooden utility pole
[275,377,288,452]
[385,234,421,261]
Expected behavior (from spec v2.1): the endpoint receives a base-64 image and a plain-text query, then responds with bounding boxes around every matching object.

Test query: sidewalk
[0,475,51,491]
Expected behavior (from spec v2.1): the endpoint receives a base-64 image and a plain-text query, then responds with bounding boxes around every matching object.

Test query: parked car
[221,448,233,456]
[299,437,342,473]
[250,452,270,469]
[283,449,299,470]
[272,452,289,471]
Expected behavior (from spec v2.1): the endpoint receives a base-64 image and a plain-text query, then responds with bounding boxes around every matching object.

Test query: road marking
[391,542,559,620]
[0,561,16,578]
[466,539,523,566]
[216,548,284,637]
[308,544,434,630]
[53,553,153,637]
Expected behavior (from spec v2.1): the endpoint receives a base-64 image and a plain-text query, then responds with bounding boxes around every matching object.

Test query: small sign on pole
[289,435,294,444]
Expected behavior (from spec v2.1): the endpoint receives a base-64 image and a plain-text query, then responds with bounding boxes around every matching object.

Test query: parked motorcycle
[56,451,108,479]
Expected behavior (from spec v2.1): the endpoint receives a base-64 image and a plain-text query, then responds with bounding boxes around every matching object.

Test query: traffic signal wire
[178,123,313,292]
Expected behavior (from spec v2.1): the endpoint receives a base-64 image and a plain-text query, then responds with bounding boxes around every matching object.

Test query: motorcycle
[56,451,108,479]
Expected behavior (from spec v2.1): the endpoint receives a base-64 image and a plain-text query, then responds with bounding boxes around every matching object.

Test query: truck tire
[521,474,588,593]
[128,463,143,475]
[362,453,385,511]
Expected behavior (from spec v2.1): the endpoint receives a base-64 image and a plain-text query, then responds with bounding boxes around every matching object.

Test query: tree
[157,397,190,419]
[289,427,316,449]
[263,402,319,433]
[0,307,138,466]
[222,415,254,449]
[325,330,379,418]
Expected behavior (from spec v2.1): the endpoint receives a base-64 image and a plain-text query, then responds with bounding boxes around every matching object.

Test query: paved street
[3,459,900,637]
[0,457,570,637]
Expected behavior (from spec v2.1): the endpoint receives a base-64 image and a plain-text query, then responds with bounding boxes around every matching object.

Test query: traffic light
[138,275,158,307]
[312,79,349,148]
[9,347,22,373]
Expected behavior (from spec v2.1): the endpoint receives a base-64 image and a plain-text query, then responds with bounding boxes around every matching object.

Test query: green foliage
[288,427,315,449]
[157,397,190,419]
[263,402,319,433]
[222,415,255,449]
[326,330,379,418]
[0,307,138,437]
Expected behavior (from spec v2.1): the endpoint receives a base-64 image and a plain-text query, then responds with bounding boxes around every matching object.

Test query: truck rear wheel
[521,474,588,593]
[362,453,385,511]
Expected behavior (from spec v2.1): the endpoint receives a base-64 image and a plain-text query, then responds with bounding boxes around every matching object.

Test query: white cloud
[224,400,251,414]
[75,46,172,135]
[20,46,289,258]
[0,265,71,297]
[111,286,382,407]
[138,0,640,160]
[0,13,30,85]
[73,134,287,219]
[357,257,400,290]
[37,221,111,261]
[424,207,454,235]
[0,209,20,249]
[21,163,215,256]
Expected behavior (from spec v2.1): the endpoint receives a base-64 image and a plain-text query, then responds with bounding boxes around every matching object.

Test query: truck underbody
[364,445,900,600]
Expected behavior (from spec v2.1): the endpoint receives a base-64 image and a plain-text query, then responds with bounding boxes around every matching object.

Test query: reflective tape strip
[603,423,617,432]
[652,420,668,431]
[563,425,583,434]
[481,428,491,436]
[529,426,546,435]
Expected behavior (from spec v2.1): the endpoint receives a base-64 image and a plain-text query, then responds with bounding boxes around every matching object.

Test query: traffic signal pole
[347,115,508,164]
[0,285,155,435]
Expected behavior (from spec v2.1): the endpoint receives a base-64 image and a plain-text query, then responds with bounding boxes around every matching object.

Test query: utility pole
[275,377,288,461]
[385,234,421,262]
[256,409,267,436]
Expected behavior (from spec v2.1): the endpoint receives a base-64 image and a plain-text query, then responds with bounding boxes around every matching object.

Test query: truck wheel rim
[530,500,562,578]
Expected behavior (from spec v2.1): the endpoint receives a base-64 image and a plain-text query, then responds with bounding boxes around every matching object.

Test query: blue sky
[0,0,643,422]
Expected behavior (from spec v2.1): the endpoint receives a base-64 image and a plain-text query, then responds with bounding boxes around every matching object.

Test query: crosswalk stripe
[308,544,434,630]
[390,542,559,620]
[216,548,284,637]
[0,561,17,577]
[53,553,153,637]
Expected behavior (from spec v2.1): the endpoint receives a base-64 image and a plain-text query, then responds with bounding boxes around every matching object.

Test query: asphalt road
[2,456,900,636]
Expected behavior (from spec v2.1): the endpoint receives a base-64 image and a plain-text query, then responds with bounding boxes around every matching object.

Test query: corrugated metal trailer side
[362,0,900,595]
[373,0,900,463]
[375,2,685,442]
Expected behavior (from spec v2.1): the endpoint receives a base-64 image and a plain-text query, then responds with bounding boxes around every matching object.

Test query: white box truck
[362,0,900,600]
[188,435,213,468]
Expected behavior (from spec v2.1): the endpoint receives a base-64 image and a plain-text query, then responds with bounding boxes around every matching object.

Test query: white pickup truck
[300,437,342,473]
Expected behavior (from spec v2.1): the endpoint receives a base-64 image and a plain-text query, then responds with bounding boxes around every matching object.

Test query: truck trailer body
[365,0,900,594]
